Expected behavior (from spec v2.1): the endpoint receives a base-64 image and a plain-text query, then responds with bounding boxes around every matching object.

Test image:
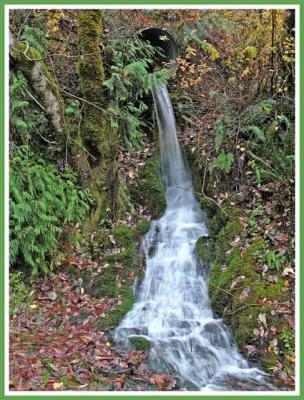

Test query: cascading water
[114,84,275,391]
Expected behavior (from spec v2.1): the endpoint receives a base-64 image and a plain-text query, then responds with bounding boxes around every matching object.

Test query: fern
[20,24,47,55]
[213,152,234,173]
[103,35,170,149]
[10,146,91,276]
[10,71,49,144]
[248,126,265,142]
[214,115,232,152]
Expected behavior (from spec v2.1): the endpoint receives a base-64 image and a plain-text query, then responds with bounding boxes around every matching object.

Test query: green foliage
[239,98,295,183]
[10,146,91,276]
[213,152,234,173]
[242,99,276,126]
[248,125,265,142]
[263,250,285,271]
[103,35,170,149]
[129,337,152,351]
[278,331,295,356]
[64,99,81,118]
[20,24,47,55]
[214,115,233,152]
[9,71,49,144]
[9,271,30,315]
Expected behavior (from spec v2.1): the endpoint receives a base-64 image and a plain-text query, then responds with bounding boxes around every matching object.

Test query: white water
[115,84,275,391]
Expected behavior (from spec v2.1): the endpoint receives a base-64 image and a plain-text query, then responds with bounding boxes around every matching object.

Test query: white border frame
[4,4,300,397]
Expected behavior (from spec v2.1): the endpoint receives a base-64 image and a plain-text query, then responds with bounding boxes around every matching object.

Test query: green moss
[111,225,134,241]
[104,225,137,268]
[202,203,293,372]
[137,156,166,218]
[98,285,135,330]
[195,236,213,264]
[136,218,151,236]
[77,10,118,227]
[116,182,134,218]
[198,196,218,219]
[129,337,152,351]
[82,267,119,298]
[16,42,64,115]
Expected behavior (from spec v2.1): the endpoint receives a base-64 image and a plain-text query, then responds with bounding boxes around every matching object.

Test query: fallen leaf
[53,382,63,390]
[48,291,57,301]
[230,275,245,289]
[258,313,267,325]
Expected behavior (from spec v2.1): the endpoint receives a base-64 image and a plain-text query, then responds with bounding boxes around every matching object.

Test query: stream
[114,84,275,391]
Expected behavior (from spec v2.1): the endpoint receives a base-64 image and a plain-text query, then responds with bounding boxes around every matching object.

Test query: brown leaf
[149,374,176,390]
[230,275,245,289]
[244,345,256,355]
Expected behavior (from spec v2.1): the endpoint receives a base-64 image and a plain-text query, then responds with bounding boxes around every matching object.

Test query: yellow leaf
[159,35,169,41]
[30,304,37,309]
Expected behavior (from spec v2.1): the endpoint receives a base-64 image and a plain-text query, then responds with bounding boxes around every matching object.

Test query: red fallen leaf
[80,335,95,345]
[67,257,79,265]
[115,374,126,390]
[95,360,111,370]
[285,315,295,329]
[270,326,278,334]
[149,373,176,390]
[272,362,283,373]
[67,364,74,378]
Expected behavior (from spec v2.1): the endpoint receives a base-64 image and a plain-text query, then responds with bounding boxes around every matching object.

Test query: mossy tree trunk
[77,10,119,227]
[9,30,91,185]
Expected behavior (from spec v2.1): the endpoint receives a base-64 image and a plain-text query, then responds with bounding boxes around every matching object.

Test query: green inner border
[1,1,302,399]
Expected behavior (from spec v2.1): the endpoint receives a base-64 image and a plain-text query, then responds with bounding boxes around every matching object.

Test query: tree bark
[77,10,119,227]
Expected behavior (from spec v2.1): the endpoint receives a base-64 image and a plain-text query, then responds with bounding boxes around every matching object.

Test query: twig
[227,303,263,315]
[226,301,291,316]
[24,88,47,112]
[19,38,100,61]
[17,10,32,40]
[68,136,97,161]
[44,75,106,113]
[201,159,229,217]
[36,131,57,145]
[209,285,237,298]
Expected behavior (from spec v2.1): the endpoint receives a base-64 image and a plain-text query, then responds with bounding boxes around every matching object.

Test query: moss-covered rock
[195,236,213,264]
[129,336,152,351]
[98,285,135,330]
[105,225,137,268]
[136,156,166,218]
[136,218,151,236]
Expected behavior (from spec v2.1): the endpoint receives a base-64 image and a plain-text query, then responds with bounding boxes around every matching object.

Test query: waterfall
[114,84,275,391]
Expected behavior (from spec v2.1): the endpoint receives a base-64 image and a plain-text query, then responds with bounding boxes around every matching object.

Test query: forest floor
[9,258,177,391]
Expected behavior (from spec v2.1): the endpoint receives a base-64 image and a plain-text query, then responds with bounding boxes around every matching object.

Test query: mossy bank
[195,198,295,375]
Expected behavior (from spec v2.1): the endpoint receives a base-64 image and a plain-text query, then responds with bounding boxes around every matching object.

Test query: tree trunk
[9,29,91,186]
[77,10,119,227]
